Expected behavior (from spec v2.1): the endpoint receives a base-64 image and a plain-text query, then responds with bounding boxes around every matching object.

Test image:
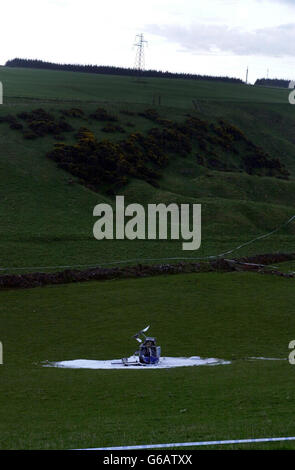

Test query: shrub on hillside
[47,127,164,191]
[1,106,289,191]
[17,108,73,138]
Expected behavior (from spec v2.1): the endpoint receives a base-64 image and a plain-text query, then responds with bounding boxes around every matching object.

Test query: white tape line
[80,436,295,450]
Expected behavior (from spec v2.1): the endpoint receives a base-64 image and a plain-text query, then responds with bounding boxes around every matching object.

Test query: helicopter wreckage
[111,325,161,367]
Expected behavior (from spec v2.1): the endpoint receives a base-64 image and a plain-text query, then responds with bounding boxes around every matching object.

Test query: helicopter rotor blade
[141,325,150,333]
[132,325,150,342]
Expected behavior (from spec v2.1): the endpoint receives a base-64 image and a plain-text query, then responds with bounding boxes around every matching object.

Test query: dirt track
[0,253,294,290]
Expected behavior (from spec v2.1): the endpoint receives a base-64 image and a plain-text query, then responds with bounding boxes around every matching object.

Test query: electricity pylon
[134,33,148,71]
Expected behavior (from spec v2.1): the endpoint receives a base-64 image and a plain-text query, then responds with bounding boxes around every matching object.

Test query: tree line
[255,78,290,88]
[5,58,243,84]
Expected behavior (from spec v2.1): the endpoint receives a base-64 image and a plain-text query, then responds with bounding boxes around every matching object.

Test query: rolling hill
[0,66,294,272]
[0,65,295,450]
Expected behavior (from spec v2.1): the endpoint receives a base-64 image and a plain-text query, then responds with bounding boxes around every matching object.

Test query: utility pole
[246,66,249,85]
[134,33,148,72]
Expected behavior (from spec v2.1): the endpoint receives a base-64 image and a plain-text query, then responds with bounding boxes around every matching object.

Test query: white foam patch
[43,356,231,370]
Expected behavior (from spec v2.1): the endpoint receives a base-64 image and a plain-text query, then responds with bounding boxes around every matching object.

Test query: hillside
[0,66,294,273]
[1,65,295,451]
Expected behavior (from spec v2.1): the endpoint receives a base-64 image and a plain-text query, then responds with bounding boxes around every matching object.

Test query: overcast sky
[1,0,295,83]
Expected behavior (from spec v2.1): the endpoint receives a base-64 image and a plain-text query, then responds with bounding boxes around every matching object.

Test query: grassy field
[0,66,295,450]
[0,66,290,105]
